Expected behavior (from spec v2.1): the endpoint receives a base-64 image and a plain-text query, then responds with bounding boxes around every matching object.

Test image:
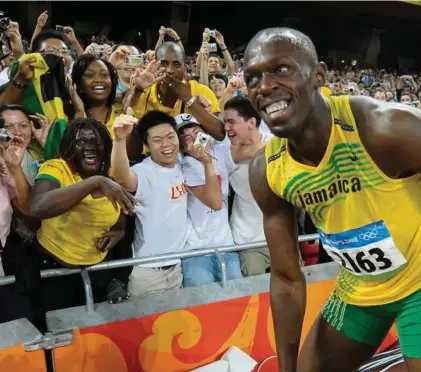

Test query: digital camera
[194,132,211,147]
[0,11,10,32]
[126,54,148,67]
[56,25,69,33]
[209,30,216,38]
[0,128,12,142]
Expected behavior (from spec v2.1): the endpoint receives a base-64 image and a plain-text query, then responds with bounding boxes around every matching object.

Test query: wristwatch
[185,96,196,108]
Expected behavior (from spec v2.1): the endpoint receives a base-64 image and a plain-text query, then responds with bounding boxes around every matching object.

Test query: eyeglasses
[41,46,71,56]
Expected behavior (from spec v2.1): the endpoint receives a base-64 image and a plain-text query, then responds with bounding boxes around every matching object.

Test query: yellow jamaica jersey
[36,159,120,266]
[265,95,421,306]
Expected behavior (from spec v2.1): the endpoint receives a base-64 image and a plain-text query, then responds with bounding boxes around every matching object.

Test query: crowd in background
[0,10,417,329]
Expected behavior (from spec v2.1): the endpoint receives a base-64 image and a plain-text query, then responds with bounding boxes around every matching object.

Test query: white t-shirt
[259,120,271,135]
[182,143,237,250]
[131,156,191,267]
[0,67,10,86]
[229,132,273,244]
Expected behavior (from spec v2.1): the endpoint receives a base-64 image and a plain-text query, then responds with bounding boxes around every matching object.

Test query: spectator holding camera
[197,28,235,78]
[175,113,242,287]
[0,134,33,324]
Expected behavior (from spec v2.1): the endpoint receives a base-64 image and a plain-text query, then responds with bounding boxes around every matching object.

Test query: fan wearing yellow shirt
[67,54,125,137]
[129,41,226,142]
[29,118,136,329]
[245,28,421,371]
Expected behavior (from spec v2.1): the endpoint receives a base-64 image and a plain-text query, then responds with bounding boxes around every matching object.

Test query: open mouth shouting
[83,151,99,168]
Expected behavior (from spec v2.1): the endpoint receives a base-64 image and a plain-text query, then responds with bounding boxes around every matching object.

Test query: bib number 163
[329,247,392,274]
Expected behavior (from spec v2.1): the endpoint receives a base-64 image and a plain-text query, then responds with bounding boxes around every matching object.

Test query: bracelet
[220,47,228,52]
[11,79,27,89]
[174,38,181,43]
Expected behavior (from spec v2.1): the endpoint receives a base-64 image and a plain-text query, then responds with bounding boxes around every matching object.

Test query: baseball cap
[174,114,200,132]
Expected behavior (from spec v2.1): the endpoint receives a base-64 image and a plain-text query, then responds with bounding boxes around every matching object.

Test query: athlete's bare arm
[350,96,421,178]
[249,149,306,372]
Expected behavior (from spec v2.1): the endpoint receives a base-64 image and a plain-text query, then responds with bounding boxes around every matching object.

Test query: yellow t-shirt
[265,95,421,307]
[132,80,220,119]
[83,103,124,139]
[36,159,120,266]
[321,86,332,98]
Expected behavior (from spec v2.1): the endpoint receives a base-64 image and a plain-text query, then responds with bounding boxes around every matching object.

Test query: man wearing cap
[175,113,243,287]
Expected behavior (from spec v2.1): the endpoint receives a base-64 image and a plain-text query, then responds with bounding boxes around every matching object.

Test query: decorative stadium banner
[52,279,398,372]
[0,344,47,372]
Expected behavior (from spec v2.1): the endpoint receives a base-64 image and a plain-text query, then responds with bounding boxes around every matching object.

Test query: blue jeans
[182,252,243,287]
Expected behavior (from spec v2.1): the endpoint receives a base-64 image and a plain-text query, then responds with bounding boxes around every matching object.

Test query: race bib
[318,221,407,276]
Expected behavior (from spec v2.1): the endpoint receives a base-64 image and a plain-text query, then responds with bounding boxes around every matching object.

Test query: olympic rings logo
[359,228,378,241]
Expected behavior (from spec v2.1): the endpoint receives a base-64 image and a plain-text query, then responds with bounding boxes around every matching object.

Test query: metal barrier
[0,233,320,312]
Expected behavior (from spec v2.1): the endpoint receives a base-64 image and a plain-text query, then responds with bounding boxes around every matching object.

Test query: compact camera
[209,30,216,38]
[0,11,10,32]
[56,25,69,33]
[194,132,211,147]
[0,128,13,142]
[126,54,148,67]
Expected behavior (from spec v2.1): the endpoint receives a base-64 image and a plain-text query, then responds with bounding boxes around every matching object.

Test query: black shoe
[106,278,130,304]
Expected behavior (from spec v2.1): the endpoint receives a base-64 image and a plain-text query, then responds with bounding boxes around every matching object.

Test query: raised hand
[215,30,225,47]
[29,113,55,148]
[64,26,77,45]
[186,141,212,164]
[90,176,137,215]
[133,60,165,91]
[3,136,26,169]
[112,107,138,141]
[37,11,48,28]
[195,94,212,112]
[108,46,132,67]
[66,75,85,114]
[164,74,192,102]
[13,57,37,85]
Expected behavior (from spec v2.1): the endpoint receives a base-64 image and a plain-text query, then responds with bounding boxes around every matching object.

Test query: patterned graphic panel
[53,280,398,372]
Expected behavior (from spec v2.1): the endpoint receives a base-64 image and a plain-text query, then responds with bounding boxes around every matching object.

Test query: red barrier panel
[53,279,398,372]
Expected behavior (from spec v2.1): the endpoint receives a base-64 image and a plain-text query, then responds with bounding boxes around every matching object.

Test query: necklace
[86,106,112,124]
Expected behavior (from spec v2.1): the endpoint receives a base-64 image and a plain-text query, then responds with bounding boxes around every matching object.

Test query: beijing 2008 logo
[359,228,378,241]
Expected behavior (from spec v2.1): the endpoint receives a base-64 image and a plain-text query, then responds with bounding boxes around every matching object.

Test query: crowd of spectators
[0,10,418,330]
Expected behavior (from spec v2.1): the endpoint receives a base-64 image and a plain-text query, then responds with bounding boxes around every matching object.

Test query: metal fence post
[214,248,227,288]
[80,268,94,313]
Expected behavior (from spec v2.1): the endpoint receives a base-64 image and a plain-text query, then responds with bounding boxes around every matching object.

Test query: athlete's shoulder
[350,95,421,131]
[350,95,421,175]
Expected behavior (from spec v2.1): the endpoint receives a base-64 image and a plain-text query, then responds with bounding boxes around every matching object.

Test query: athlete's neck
[288,94,332,167]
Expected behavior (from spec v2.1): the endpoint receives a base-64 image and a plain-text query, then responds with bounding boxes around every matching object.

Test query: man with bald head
[131,41,225,140]
[246,27,421,371]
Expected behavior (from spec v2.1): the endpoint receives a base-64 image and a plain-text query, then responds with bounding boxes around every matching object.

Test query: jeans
[182,252,243,287]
